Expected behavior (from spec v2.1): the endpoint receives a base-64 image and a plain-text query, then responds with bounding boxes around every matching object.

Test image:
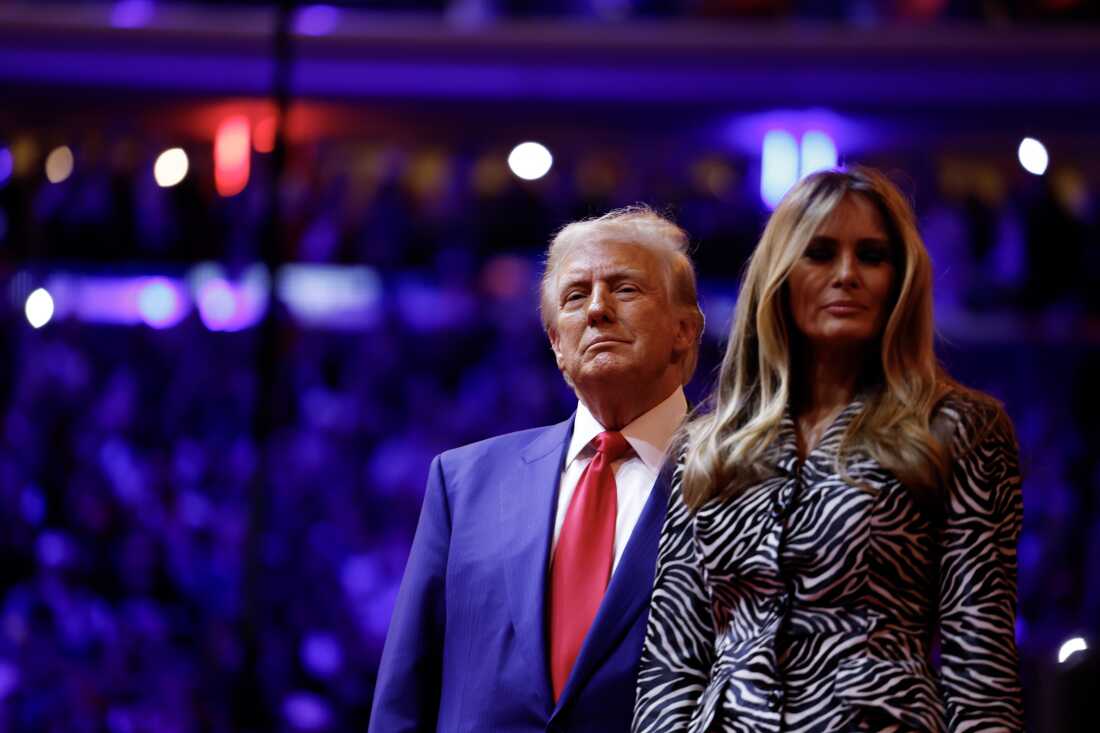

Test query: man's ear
[673,309,702,352]
[548,328,565,370]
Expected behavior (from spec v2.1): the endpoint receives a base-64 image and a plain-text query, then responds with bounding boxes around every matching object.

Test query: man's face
[548,239,692,399]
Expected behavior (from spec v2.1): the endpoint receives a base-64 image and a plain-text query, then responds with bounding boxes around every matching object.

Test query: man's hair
[538,205,705,384]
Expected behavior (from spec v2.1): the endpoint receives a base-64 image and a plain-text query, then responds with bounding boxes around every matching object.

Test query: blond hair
[681,167,993,511]
[539,205,705,384]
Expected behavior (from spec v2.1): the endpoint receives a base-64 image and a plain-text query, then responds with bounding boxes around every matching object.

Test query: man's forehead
[557,238,662,278]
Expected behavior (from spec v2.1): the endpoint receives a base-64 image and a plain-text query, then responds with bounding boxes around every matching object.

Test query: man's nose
[586,284,615,324]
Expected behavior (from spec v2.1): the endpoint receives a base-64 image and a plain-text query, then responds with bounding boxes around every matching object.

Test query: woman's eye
[805,247,832,262]
[859,248,889,264]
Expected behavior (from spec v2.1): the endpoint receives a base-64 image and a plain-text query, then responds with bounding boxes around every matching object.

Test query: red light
[215,115,251,197]
[254,115,277,154]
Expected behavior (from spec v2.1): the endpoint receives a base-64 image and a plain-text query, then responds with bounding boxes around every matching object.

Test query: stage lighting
[111,0,153,28]
[137,277,186,328]
[0,147,12,187]
[1018,137,1049,176]
[508,142,553,181]
[196,277,237,330]
[800,130,838,178]
[1059,637,1088,664]
[294,5,340,36]
[154,148,189,188]
[760,130,798,209]
[45,146,74,184]
[215,116,251,197]
[254,116,277,154]
[25,288,54,328]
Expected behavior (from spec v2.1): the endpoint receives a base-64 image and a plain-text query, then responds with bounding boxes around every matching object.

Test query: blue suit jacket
[369,416,671,733]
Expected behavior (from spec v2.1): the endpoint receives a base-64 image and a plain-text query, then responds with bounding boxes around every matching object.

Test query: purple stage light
[0,147,12,187]
[277,264,382,330]
[760,130,798,209]
[192,265,268,332]
[196,278,237,330]
[110,0,154,29]
[301,632,343,678]
[137,277,187,329]
[294,5,340,37]
[0,661,18,701]
[282,691,331,731]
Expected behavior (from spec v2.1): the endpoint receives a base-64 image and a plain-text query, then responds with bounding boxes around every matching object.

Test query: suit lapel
[499,416,574,714]
[551,464,671,715]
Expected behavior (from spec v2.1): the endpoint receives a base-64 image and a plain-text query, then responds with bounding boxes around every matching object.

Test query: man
[369,207,705,733]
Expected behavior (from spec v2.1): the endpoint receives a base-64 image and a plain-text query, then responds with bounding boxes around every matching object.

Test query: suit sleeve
[632,474,715,733]
[937,407,1024,732]
[369,455,451,733]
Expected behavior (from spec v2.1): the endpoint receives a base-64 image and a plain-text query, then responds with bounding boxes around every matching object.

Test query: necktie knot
[593,431,630,462]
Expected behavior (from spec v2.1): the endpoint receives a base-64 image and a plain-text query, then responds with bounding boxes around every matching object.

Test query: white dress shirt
[551,386,688,572]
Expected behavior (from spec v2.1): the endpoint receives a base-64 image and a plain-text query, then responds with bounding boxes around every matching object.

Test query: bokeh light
[294,5,341,36]
[0,146,13,187]
[153,147,189,188]
[137,278,186,329]
[25,288,55,329]
[1018,137,1049,176]
[110,0,154,28]
[760,130,798,209]
[45,145,74,184]
[196,277,238,330]
[1058,636,1088,664]
[254,115,278,154]
[215,116,251,197]
[799,130,838,178]
[507,142,553,181]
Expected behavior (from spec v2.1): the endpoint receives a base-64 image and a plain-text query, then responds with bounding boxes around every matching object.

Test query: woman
[633,168,1023,733]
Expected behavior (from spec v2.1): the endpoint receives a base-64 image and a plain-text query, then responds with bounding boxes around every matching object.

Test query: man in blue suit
[369,207,705,733]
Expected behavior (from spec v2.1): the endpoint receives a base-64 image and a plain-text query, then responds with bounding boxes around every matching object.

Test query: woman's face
[787,193,897,353]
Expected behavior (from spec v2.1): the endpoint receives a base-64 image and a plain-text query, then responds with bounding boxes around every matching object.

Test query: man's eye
[564,291,585,303]
[618,284,639,294]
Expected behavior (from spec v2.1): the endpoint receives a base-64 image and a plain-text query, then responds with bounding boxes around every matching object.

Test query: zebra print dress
[632,395,1023,733]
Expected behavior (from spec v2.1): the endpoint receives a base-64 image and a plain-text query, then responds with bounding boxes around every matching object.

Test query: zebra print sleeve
[632,476,715,733]
[937,404,1024,732]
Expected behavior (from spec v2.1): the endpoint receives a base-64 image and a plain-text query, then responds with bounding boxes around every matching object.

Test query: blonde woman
[632,168,1023,733]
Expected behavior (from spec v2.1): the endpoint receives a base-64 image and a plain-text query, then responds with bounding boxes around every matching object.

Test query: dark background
[0,1,1098,731]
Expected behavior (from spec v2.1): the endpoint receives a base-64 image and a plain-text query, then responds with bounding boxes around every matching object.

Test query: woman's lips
[823,303,864,316]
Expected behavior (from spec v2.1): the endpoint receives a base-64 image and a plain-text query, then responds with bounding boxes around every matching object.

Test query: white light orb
[507,142,553,181]
[154,148,189,188]
[25,287,55,328]
[1018,137,1049,176]
[1058,636,1088,664]
[45,146,74,183]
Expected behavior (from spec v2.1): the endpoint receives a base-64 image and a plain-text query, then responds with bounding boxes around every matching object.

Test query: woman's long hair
[681,167,985,512]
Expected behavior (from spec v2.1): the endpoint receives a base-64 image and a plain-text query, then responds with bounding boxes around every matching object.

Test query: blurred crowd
[1,133,1099,731]
[2,137,1098,315]
[32,0,1100,23]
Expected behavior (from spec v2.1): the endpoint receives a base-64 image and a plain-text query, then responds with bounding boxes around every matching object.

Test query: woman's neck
[792,342,868,419]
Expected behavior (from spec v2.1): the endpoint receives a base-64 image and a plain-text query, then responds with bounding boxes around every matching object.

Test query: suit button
[773,592,790,615]
[767,689,784,710]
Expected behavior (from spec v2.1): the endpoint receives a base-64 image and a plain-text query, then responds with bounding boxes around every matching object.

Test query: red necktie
[549,430,630,702]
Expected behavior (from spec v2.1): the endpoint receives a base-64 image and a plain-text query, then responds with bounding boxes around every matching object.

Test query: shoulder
[431,418,572,489]
[933,387,1017,458]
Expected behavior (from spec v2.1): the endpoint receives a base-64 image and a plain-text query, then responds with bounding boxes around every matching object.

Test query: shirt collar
[567,386,688,472]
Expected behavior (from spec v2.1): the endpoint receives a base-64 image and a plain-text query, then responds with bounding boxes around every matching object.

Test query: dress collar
[772,397,866,474]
